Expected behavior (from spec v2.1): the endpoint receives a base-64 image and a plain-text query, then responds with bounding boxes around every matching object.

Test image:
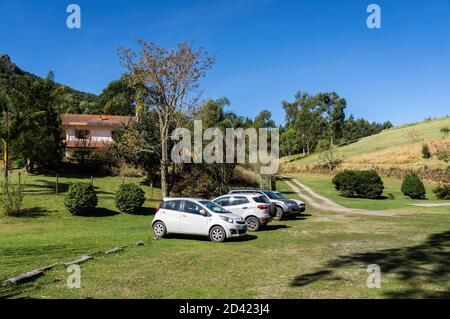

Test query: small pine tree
[421,144,431,159]
[401,173,426,199]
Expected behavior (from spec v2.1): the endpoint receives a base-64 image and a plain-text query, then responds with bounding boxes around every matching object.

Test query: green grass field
[1,173,449,298]
[0,172,160,284]
[287,173,449,213]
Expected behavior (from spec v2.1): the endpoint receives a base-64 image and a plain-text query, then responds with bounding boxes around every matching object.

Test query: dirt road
[283,177,396,217]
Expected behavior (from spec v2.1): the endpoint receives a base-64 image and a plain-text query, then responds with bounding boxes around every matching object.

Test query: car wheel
[210,226,226,243]
[274,206,284,221]
[245,216,261,232]
[152,221,167,238]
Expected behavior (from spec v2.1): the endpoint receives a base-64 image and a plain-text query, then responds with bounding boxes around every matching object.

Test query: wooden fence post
[150,181,153,202]
[56,174,59,195]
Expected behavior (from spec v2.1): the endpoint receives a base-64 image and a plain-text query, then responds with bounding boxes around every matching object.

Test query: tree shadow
[92,186,115,196]
[290,230,450,298]
[23,180,70,194]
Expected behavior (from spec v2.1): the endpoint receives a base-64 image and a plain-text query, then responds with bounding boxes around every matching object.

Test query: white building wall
[65,127,113,142]
[91,129,113,141]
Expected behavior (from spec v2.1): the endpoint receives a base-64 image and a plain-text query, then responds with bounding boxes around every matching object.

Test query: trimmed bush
[332,170,384,199]
[115,183,145,214]
[14,159,25,169]
[433,184,450,200]
[421,144,431,159]
[64,183,98,215]
[401,173,426,199]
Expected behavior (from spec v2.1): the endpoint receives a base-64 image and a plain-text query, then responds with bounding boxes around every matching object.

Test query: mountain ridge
[0,53,97,102]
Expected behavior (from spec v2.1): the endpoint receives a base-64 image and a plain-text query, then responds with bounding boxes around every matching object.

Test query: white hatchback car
[212,194,272,231]
[152,198,248,242]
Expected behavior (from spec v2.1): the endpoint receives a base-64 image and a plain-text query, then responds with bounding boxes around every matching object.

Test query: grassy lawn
[287,172,449,213]
[1,173,450,298]
[0,172,161,286]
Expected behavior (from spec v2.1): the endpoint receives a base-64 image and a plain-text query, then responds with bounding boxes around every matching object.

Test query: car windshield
[264,191,282,199]
[264,191,288,200]
[273,192,288,200]
[199,201,231,214]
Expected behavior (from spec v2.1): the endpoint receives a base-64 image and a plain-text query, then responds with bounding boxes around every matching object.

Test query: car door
[180,200,209,235]
[227,196,251,218]
[160,200,182,233]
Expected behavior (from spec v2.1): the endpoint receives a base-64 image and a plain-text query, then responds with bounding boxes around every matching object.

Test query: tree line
[280,91,392,157]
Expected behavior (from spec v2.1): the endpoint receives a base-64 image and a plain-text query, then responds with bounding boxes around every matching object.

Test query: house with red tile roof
[61,114,135,149]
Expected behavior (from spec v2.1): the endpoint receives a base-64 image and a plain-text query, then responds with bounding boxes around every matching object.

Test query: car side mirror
[200,209,208,216]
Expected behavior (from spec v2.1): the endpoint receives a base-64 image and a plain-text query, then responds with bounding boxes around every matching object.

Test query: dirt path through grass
[283,177,397,217]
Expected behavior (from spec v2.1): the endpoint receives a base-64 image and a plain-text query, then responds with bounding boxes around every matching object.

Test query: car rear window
[253,195,270,204]
[161,200,182,211]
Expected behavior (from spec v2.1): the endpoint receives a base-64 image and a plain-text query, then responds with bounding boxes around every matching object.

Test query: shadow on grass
[164,234,258,242]
[129,207,157,216]
[290,230,450,298]
[10,207,51,218]
[261,224,290,231]
[23,180,70,194]
[23,181,114,196]
[337,194,390,200]
[76,208,120,217]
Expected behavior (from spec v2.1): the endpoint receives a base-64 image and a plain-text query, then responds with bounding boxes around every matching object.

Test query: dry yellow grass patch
[343,138,450,165]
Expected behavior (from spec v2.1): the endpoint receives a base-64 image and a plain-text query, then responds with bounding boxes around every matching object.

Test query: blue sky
[1,0,449,125]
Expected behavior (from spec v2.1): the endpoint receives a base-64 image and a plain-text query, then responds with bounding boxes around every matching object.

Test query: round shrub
[401,173,426,199]
[333,170,384,199]
[433,184,450,200]
[64,183,98,215]
[14,159,25,169]
[356,171,385,199]
[421,144,431,159]
[115,183,145,214]
[332,171,358,197]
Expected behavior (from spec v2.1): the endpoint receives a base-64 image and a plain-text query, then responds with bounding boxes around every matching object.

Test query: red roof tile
[61,114,135,126]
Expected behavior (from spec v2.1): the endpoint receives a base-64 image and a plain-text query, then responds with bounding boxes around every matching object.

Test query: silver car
[228,190,304,221]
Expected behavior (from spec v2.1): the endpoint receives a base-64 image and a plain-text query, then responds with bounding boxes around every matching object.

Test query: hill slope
[0,54,96,102]
[282,116,450,173]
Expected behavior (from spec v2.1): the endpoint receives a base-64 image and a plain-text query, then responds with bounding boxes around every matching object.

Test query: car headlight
[220,216,234,224]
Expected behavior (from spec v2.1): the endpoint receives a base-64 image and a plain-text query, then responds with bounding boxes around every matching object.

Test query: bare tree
[117,41,215,197]
[318,145,342,172]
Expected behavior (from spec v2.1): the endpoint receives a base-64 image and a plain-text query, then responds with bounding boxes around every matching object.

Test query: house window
[75,130,90,139]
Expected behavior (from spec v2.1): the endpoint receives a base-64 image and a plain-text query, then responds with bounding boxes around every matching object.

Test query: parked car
[228,189,304,221]
[270,191,306,213]
[152,198,247,242]
[212,194,272,231]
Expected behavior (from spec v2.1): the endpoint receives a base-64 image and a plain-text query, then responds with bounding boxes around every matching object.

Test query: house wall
[65,126,114,142]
